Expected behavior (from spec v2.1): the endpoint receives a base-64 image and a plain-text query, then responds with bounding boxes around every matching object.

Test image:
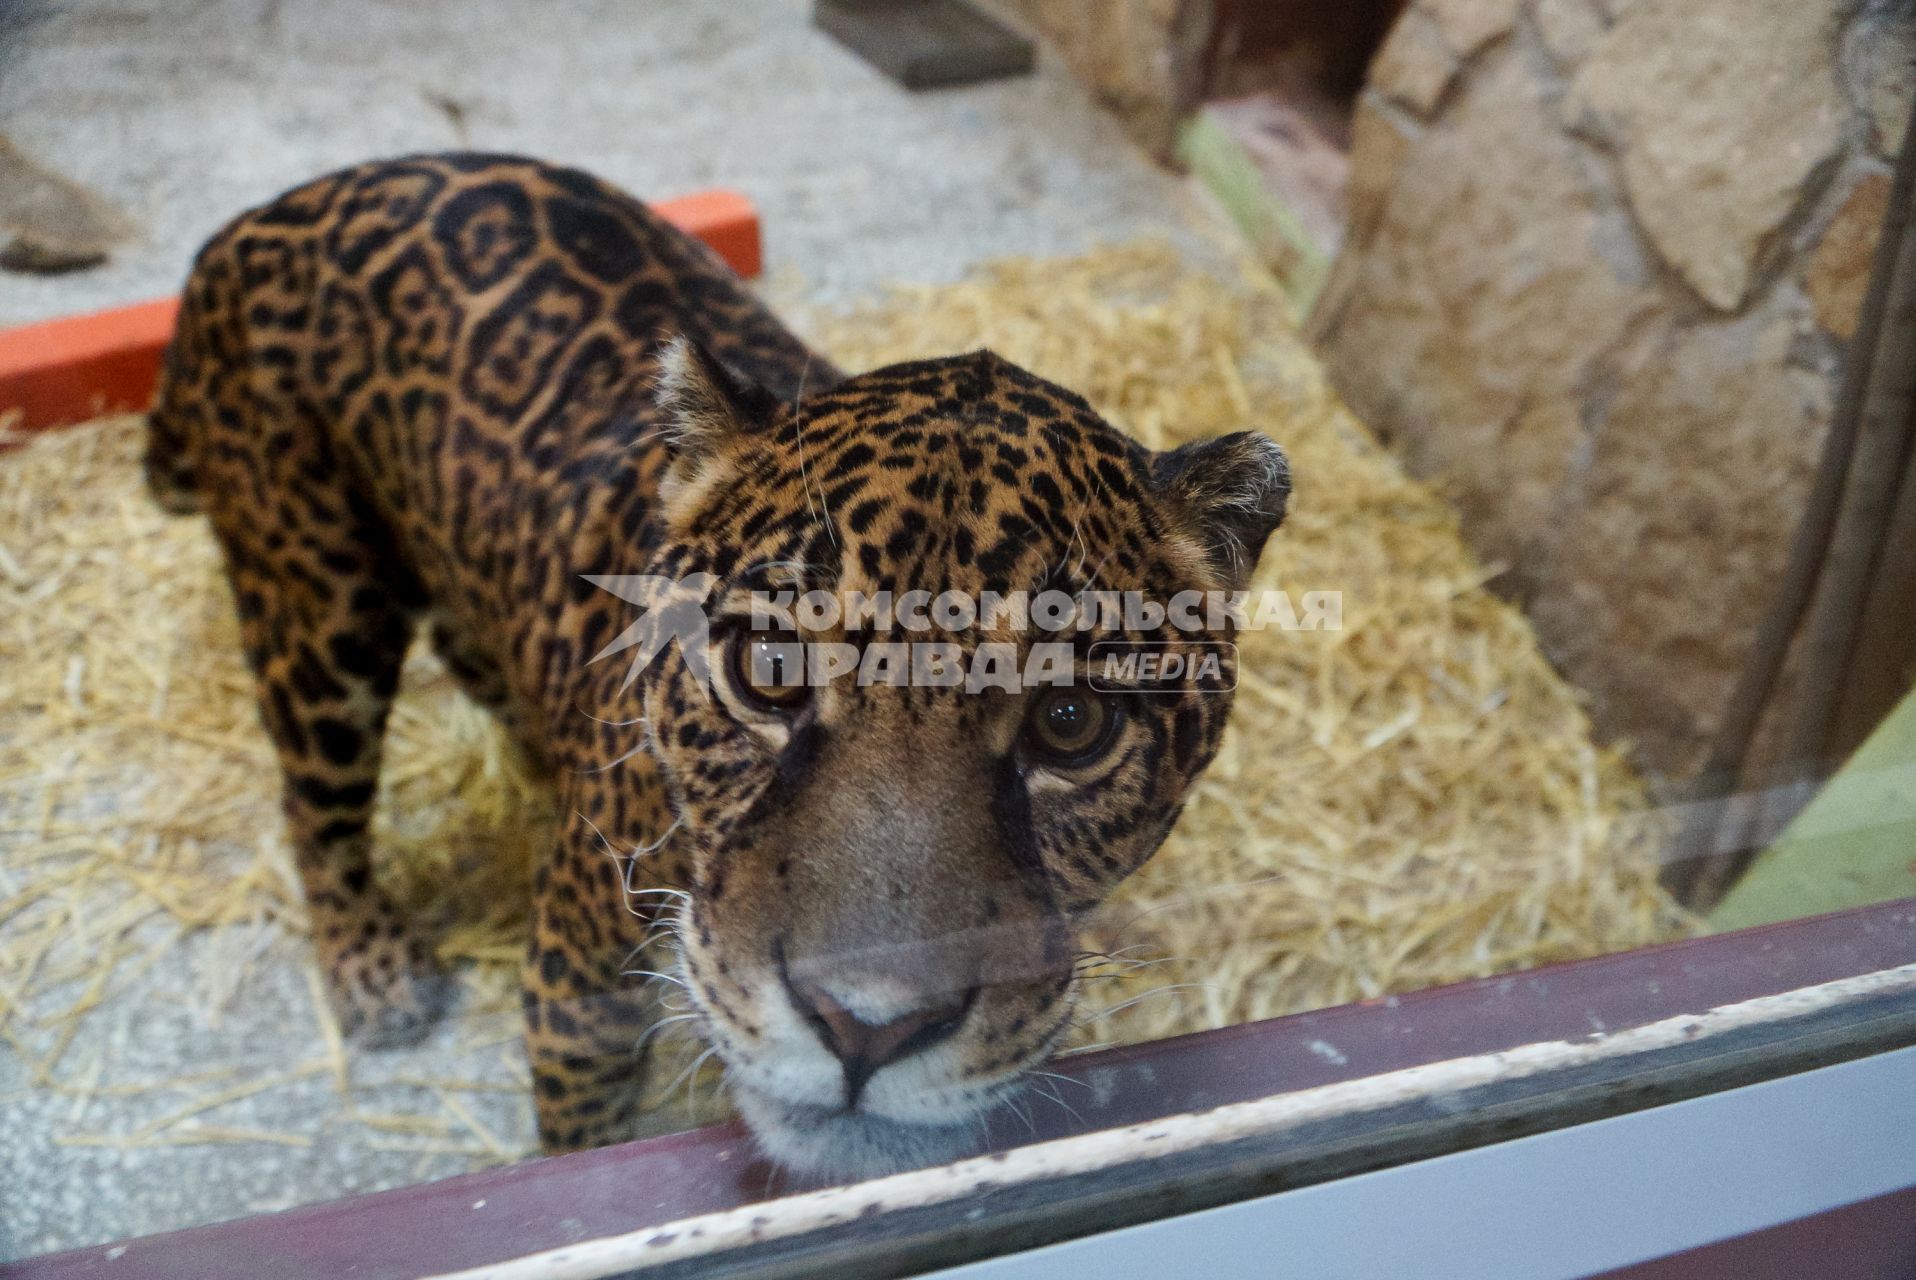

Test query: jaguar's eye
[1023,686,1122,767]
[727,629,810,714]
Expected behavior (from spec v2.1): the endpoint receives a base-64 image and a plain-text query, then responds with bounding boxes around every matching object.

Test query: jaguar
[144,153,1290,1180]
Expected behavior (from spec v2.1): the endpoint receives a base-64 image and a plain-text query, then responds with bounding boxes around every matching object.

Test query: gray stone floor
[0,0,1215,329]
[0,0,1222,1261]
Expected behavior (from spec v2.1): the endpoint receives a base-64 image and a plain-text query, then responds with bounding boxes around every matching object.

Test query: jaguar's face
[635,341,1288,1181]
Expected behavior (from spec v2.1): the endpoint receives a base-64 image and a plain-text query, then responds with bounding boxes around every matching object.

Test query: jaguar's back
[148,154,833,735]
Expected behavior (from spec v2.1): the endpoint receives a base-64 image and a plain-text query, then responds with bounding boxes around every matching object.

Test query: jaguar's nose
[780,961,977,1108]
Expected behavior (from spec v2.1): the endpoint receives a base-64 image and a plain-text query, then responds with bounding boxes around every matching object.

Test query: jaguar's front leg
[524,798,676,1153]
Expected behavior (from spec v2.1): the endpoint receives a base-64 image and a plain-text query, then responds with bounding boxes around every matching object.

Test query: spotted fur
[146,153,1290,1177]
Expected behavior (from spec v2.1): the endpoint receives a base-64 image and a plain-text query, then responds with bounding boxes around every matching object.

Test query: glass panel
[3,0,1912,1267]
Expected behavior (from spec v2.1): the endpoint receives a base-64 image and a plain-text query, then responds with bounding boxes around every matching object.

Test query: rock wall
[995,0,1213,158]
[1310,0,1914,779]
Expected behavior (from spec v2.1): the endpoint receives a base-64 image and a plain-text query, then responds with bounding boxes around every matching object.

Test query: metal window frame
[18,897,1916,1280]
[919,1046,1916,1280]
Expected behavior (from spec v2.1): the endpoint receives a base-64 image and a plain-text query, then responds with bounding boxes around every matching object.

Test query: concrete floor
[0,0,1223,1261]
[0,0,1215,329]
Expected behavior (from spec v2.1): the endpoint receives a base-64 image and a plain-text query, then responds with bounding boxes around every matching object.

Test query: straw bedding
[0,243,1687,1157]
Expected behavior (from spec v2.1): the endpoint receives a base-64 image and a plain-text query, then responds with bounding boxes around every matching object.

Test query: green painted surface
[1710,688,1916,931]
[1175,112,1329,315]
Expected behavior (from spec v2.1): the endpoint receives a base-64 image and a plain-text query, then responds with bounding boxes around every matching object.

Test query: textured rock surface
[1569,0,1846,312]
[1342,95,1416,243]
[1313,0,1898,777]
[1425,0,1523,56]
[1369,9,1461,116]
[1317,51,1658,589]
[0,134,134,274]
[1533,302,1829,764]
[1807,169,1893,341]
[997,0,1210,158]
[1532,0,1603,65]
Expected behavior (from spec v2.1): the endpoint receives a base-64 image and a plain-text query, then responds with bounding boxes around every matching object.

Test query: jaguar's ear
[656,334,778,455]
[655,335,777,515]
[1152,431,1291,591]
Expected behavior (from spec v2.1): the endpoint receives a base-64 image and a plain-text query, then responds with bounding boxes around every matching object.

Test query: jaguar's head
[634,339,1289,1181]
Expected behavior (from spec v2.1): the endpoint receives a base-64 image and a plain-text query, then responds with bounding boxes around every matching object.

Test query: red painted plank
[0,297,181,435]
[0,189,762,435]
[656,188,761,279]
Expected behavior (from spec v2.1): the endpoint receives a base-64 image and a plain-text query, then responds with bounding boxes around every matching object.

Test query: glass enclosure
[2,0,1913,1271]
